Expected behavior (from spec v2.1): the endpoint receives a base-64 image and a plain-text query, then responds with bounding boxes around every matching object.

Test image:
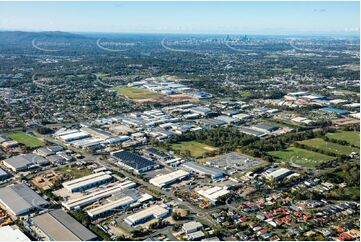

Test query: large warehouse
[32,209,98,241]
[111,150,160,173]
[86,191,152,219]
[0,183,49,216]
[62,171,113,193]
[182,162,224,180]
[125,205,170,226]
[2,154,49,172]
[149,169,190,188]
[62,180,136,210]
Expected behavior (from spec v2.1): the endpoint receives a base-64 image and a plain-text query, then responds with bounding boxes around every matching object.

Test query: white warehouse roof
[149,170,189,188]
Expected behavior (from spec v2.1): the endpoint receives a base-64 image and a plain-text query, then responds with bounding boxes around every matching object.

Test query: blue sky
[0,1,359,35]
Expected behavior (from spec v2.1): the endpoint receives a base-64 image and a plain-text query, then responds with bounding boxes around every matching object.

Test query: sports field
[171,141,218,158]
[326,131,360,147]
[6,132,45,148]
[269,147,335,168]
[298,138,359,156]
[114,87,162,100]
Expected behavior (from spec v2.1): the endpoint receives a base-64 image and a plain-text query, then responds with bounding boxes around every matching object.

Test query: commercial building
[62,172,113,193]
[149,170,190,188]
[125,205,170,226]
[0,183,49,216]
[3,154,49,172]
[32,209,98,241]
[0,225,30,241]
[197,186,230,203]
[182,162,224,180]
[111,150,160,173]
[62,180,136,210]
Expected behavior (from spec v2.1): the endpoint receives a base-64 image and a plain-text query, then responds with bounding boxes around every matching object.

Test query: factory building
[62,172,113,193]
[0,183,49,216]
[87,191,152,219]
[111,150,160,173]
[32,209,98,241]
[125,205,170,226]
[2,154,49,172]
[264,168,293,181]
[197,186,230,203]
[0,225,30,241]
[57,130,91,142]
[149,170,190,188]
[182,162,224,180]
[0,168,10,181]
[62,180,136,210]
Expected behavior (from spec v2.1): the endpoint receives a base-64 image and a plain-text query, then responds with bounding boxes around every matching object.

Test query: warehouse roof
[62,172,112,191]
[0,183,49,215]
[3,154,49,171]
[182,162,224,179]
[33,209,97,241]
[149,170,189,187]
[112,150,158,170]
[0,225,30,241]
[125,205,169,224]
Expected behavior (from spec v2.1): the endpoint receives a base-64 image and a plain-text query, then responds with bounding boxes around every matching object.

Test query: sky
[0,1,359,35]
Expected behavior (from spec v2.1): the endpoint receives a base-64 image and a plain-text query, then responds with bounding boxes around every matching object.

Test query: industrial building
[62,172,113,193]
[319,107,351,115]
[0,183,49,216]
[125,205,170,226]
[182,162,224,180]
[62,180,136,210]
[87,190,152,219]
[2,154,49,172]
[197,186,230,203]
[57,130,91,142]
[264,168,293,181]
[0,225,30,241]
[239,127,267,138]
[32,209,98,241]
[149,169,190,188]
[0,168,10,181]
[111,150,160,173]
[252,123,279,133]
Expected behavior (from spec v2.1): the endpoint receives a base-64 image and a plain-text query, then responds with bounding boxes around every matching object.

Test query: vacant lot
[56,166,92,179]
[326,131,360,147]
[114,87,162,100]
[171,141,218,158]
[298,138,359,156]
[269,147,335,168]
[6,132,45,148]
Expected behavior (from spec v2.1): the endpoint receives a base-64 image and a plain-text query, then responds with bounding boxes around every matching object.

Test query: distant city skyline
[0,1,359,35]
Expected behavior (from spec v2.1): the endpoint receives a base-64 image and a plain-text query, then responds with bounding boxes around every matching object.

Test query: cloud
[313,9,327,13]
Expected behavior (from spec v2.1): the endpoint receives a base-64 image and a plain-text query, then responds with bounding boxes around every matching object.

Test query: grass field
[298,138,359,156]
[6,132,45,148]
[114,87,162,100]
[171,141,218,158]
[269,147,335,168]
[326,131,360,147]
